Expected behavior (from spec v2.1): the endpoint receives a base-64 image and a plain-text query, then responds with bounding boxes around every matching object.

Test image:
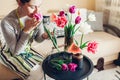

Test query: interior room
[0,0,120,80]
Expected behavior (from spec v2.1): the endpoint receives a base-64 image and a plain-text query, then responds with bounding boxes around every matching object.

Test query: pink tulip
[61,63,68,71]
[75,16,81,24]
[69,5,76,14]
[87,41,98,54]
[33,13,43,21]
[68,63,77,72]
[59,10,65,16]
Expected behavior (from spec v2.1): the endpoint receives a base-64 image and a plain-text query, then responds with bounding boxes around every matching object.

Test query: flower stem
[51,38,60,52]
[80,34,84,47]
[44,26,60,52]
[69,14,72,24]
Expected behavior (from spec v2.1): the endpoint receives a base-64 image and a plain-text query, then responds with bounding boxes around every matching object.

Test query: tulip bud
[75,16,81,24]
[59,10,65,16]
[69,5,76,14]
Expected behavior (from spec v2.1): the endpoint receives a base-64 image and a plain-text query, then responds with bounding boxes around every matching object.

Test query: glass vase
[64,36,73,51]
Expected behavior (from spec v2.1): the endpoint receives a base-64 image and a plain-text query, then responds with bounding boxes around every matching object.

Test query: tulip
[51,13,58,22]
[68,63,77,72]
[33,13,43,21]
[88,13,96,21]
[61,63,68,71]
[75,16,81,24]
[55,16,67,28]
[69,5,76,14]
[59,10,65,16]
[87,41,98,54]
[79,22,93,34]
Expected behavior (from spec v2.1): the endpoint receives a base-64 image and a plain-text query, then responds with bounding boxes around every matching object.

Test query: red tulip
[87,41,98,54]
[55,16,67,28]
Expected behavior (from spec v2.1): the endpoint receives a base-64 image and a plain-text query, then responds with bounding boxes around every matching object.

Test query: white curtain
[95,0,120,29]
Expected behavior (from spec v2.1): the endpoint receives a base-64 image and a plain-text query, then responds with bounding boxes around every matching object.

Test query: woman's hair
[20,0,30,4]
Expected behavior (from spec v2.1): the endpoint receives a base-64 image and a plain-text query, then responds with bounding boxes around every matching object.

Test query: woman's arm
[34,23,48,42]
[1,19,30,55]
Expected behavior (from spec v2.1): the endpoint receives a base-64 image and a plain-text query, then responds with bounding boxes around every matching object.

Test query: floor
[87,65,120,80]
[104,63,117,69]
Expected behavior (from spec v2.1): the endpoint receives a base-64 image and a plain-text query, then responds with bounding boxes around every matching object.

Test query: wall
[0,0,95,18]
[0,0,17,19]
[40,0,95,15]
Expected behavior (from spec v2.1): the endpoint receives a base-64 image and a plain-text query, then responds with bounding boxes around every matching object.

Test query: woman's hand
[23,18,40,34]
[42,33,48,39]
[42,32,55,39]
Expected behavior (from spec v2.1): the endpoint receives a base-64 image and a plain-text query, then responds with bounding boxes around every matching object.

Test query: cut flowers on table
[44,5,98,71]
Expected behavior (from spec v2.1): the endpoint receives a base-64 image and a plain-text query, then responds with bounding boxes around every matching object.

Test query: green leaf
[52,29,57,46]
[53,36,57,45]
[74,39,79,45]
[44,26,60,52]
[58,60,64,64]
[66,24,75,38]
[51,62,62,70]
[80,34,84,47]
[64,59,72,64]
[44,26,52,39]
[80,41,89,49]
[74,25,80,34]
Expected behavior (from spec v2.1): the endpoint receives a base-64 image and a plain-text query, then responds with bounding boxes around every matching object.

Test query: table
[42,53,94,80]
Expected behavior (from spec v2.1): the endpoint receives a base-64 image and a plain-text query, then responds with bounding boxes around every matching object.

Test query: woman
[0,0,48,80]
